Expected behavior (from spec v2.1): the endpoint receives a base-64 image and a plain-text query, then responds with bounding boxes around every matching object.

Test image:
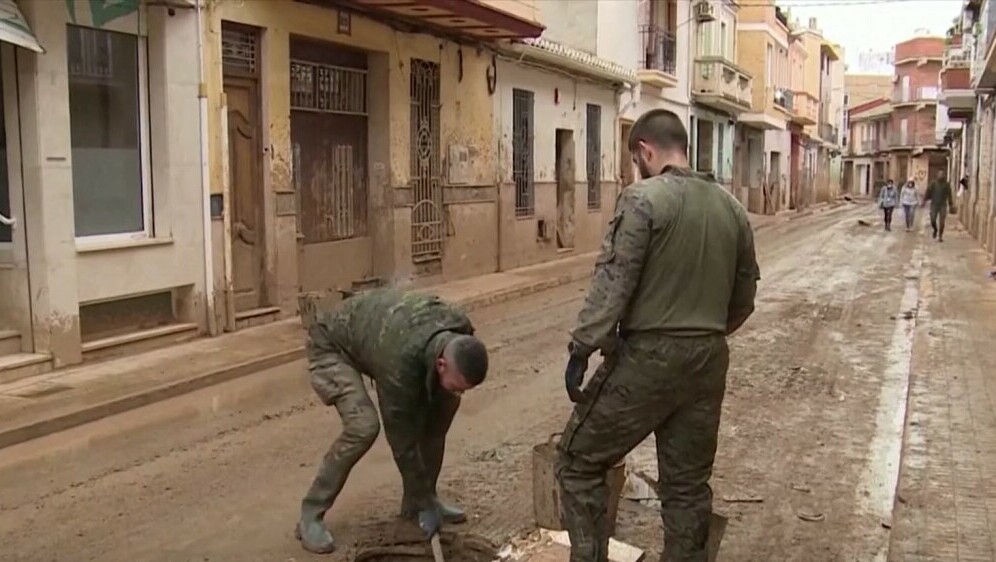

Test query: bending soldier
[296,289,489,554]
[558,109,760,562]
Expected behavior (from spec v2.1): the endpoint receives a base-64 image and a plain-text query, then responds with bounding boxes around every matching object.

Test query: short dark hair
[628,109,688,154]
[448,335,488,386]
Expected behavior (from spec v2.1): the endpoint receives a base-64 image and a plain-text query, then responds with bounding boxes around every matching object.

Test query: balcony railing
[641,24,677,75]
[860,139,883,153]
[888,129,942,148]
[774,88,794,111]
[691,57,753,111]
[943,45,972,69]
[892,85,939,104]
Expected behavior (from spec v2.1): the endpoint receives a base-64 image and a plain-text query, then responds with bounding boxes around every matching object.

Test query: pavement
[888,221,996,561]
[0,251,599,450]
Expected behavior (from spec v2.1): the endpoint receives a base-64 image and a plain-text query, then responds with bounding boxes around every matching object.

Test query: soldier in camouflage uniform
[557,109,760,562]
[295,289,489,554]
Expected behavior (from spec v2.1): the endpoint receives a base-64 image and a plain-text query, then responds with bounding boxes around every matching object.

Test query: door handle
[0,213,15,228]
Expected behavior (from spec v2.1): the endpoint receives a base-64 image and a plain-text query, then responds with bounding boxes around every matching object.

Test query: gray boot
[297,456,350,555]
[295,517,335,554]
[400,495,467,524]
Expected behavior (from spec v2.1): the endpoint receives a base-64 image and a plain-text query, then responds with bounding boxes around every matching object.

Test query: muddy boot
[297,456,350,555]
[400,495,467,524]
[295,517,335,555]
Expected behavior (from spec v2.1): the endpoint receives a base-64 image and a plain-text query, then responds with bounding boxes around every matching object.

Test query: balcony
[858,139,885,154]
[791,93,818,126]
[892,85,939,107]
[943,44,972,69]
[819,122,838,145]
[324,0,544,39]
[888,129,943,150]
[639,24,679,88]
[691,57,753,114]
[941,65,975,119]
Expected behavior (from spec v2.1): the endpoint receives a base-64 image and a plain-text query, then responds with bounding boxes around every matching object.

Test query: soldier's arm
[377,378,434,509]
[727,214,760,336]
[570,189,653,357]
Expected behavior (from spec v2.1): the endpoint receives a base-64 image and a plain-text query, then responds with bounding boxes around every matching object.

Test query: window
[717,122,725,182]
[68,25,151,240]
[586,104,602,210]
[512,88,534,217]
[720,22,728,59]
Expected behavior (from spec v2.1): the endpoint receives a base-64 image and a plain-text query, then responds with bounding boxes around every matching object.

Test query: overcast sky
[774,0,960,70]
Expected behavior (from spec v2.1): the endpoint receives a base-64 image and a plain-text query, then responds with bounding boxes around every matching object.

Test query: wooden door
[225,77,266,312]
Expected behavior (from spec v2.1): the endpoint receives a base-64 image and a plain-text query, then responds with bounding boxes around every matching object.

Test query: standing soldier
[924,170,955,242]
[296,290,489,554]
[557,109,760,562]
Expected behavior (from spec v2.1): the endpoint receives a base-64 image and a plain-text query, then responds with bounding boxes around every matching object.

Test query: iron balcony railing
[888,129,942,148]
[820,123,838,143]
[641,24,677,75]
[892,85,939,103]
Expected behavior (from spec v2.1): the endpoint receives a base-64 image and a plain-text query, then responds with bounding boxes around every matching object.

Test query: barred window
[513,89,535,217]
[586,104,602,210]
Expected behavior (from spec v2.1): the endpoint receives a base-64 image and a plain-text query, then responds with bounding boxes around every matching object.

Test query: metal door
[410,59,443,263]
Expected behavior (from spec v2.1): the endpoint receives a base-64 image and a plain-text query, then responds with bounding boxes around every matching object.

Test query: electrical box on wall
[448,145,473,185]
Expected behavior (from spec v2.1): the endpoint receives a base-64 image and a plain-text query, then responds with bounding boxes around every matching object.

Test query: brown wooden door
[225,77,266,312]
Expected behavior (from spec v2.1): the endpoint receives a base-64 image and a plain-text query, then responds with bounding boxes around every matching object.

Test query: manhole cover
[355,535,496,562]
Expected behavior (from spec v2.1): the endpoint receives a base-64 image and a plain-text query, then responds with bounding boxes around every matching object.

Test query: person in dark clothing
[924,170,955,242]
[296,290,489,554]
[878,179,898,231]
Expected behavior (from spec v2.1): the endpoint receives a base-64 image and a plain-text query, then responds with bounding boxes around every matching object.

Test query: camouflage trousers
[556,334,729,562]
[301,351,460,522]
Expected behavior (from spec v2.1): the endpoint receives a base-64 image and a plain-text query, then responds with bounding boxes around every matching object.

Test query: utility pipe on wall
[195,0,217,336]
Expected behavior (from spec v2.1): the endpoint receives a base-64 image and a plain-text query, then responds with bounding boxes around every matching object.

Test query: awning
[0,0,43,53]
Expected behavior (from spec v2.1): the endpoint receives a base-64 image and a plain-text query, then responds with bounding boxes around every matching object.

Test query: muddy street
[0,204,932,561]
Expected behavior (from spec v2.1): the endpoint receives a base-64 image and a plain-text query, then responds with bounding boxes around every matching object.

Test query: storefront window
[67,25,150,239]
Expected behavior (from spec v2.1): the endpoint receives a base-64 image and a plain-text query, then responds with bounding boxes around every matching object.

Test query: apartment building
[845,74,893,107]
[843,98,892,196]
[688,0,753,193]
[736,1,793,214]
[889,35,947,184]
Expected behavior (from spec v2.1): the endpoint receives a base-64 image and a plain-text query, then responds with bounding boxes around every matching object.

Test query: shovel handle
[430,533,445,562]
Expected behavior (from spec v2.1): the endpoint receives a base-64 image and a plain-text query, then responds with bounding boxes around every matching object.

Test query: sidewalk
[888,224,996,560]
[0,251,597,450]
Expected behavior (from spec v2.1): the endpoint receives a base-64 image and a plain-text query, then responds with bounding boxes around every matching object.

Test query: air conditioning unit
[695,1,717,23]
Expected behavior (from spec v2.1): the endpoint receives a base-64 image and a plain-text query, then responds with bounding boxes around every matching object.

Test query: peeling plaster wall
[204,0,501,309]
[495,60,618,270]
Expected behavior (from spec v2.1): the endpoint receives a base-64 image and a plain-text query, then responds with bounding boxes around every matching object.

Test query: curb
[0,269,591,451]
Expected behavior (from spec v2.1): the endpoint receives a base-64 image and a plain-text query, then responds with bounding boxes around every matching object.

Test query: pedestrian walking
[557,109,760,562]
[900,181,919,232]
[296,290,489,554]
[924,170,955,242]
[878,179,898,231]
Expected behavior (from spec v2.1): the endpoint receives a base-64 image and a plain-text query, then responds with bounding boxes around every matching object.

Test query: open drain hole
[355,535,497,562]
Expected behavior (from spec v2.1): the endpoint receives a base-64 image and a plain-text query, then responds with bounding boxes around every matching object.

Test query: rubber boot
[296,457,347,554]
[400,495,467,524]
[400,406,466,524]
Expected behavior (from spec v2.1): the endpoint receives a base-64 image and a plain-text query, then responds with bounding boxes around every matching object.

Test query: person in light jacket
[900,181,919,232]
[878,179,899,232]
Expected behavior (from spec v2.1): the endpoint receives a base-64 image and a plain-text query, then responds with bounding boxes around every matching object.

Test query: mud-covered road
[0,203,924,561]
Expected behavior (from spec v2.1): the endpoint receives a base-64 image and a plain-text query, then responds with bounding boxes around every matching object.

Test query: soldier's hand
[418,506,442,538]
[564,354,588,403]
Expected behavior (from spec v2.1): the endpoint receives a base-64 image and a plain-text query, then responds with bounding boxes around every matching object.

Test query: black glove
[418,506,442,538]
[565,353,589,403]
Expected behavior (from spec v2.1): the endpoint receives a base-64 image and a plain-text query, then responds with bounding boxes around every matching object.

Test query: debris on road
[790,484,812,493]
[721,494,764,504]
[857,219,872,227]
[796,510,825,523]
[542,529,645,562]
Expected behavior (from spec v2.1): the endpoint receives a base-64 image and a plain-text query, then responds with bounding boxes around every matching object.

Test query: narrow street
[0,203,987,562]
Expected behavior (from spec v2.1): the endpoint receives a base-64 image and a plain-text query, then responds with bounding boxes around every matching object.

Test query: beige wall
[1,0,206,365]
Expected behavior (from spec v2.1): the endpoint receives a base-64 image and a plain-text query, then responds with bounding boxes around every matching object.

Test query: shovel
[430,533,445,562]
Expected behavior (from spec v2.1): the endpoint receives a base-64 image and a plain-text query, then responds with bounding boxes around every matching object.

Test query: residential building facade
[736,1,792,214]
[0,0,208,379]
[845,74,894,107]
[889,35,947,185]
[843,98,892,196]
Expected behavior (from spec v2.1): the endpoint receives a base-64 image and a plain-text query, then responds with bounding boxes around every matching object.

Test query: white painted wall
[597,0,640,69]
[764,129,792,208]
[539,0,600,54]
[495,60,619,185]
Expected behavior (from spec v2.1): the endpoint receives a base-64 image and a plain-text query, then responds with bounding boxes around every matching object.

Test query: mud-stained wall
[495,60,618,270]
[204,0,501,311]
[5,0,207,365]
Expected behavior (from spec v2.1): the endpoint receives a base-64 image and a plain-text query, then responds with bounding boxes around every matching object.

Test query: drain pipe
[195,0,218,336]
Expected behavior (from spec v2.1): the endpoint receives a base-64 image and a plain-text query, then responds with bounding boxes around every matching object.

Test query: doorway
[768,151,781,214]
[0,45,32,352]
[222,23,267,313]
[555,129,576,250]
[619,120,634,187]
[695,119,714,174]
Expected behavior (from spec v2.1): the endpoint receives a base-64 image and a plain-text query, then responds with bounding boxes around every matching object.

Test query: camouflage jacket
[572,166,759,355]
[308,289,474,506]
